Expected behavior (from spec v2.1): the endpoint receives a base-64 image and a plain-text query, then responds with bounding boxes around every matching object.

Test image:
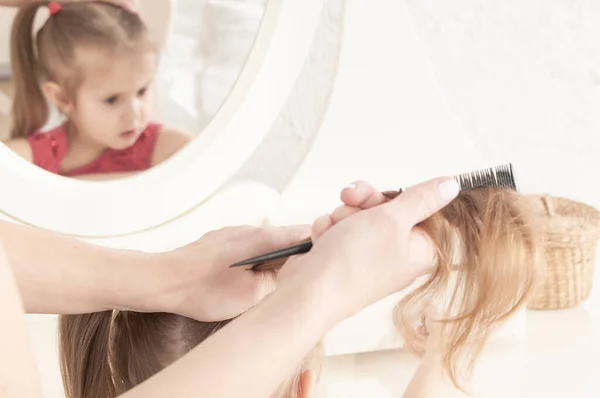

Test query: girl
[58,252,324,398]
[3,1,192,179]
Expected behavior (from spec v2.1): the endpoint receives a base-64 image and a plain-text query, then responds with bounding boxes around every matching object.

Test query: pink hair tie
[48,1,62,16]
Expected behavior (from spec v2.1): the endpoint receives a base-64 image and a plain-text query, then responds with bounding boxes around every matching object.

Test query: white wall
[407,0,600,210]
[406,0,600,310]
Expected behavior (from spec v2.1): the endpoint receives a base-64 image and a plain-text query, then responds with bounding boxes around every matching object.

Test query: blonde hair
[10,1,155,139]
[384,188,542,390]
[58,261,322,398]
[58,187,540,395]
[208,187,540,391]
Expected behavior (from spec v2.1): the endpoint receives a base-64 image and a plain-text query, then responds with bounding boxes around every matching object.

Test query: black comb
[230,163,518,268]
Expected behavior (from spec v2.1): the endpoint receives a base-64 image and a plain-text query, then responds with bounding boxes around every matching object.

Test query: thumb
[382,177,460,226]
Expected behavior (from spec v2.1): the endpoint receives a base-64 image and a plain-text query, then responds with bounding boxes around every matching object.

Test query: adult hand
[149,225,310,322]
[281,177,460,321]
[312,180,392,240]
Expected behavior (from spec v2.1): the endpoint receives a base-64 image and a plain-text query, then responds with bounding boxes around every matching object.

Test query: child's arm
[151,127,194,166]
[2,138,33,163]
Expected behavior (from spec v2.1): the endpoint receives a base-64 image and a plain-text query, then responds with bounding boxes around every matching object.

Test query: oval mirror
[0,0,326,237]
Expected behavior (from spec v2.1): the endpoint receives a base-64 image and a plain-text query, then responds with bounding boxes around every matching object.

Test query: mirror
[0,0,270,177]
[0,0,327,236]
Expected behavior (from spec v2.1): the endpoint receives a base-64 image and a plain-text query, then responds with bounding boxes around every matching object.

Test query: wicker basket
[526,195,600,310]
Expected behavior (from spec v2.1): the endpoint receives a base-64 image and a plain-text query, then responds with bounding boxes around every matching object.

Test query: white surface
[0,0,325,237]
[316,307,600,397]
[406,0,600,213]
[29,306,599,398]
[84,180,281,252]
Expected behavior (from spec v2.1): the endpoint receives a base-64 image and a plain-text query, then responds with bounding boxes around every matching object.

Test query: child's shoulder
[151,125,194,166]
[3,125,66,165]
[3,138,33,163]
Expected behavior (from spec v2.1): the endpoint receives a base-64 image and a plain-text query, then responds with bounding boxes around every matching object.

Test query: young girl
[3,1,192,179]
[58,257,323,398]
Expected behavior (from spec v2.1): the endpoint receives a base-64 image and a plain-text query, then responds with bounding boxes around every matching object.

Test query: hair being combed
[58,259,322,398]
[58,187,541,395]
[10,1,154,138]
[383,188,542,390]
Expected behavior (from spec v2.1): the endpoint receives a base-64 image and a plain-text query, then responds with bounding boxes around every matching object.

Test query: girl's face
[66,48,157,150]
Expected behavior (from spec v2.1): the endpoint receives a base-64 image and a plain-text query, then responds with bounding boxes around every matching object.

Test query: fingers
[311,215,334,242]
[340,181,388,209]
[312,181,388,241]
[381,177,459,226]
[311,205,361,240]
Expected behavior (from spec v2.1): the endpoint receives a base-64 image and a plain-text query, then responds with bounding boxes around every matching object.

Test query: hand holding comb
[230,163,517,269]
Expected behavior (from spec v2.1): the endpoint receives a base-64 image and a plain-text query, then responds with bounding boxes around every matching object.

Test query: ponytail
[58,312,116,398]
[9,2,50,139]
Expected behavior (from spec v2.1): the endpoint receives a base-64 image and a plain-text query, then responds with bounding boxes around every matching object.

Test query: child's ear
[42,81,73,115]
[296,369,317,398]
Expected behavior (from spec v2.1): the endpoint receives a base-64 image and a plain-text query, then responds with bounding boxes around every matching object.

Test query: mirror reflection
[0,0,267,180]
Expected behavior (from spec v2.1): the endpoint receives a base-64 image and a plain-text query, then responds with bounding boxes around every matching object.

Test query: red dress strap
[27,125,69,174]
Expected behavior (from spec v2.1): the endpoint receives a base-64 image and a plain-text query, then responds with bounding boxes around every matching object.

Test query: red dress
[27,122,162,177]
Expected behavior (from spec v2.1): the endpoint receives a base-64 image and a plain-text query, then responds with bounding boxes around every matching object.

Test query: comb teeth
[400,163,518,193]
[456,163,517,191]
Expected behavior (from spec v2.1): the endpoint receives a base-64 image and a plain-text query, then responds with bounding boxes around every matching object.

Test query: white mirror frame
[0,0,325,237]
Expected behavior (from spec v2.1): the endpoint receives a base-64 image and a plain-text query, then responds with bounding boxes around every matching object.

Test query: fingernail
[438,179,460,201]
[343,183,356,190]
